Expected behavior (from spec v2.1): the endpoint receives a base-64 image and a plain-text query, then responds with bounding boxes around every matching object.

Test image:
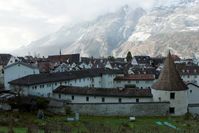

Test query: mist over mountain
[15,0,199,58]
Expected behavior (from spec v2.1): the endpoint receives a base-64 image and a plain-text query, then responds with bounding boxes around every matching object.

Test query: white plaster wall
[0,65,3,85]
[187,84,199,104]
[114,80,154,89]
[101,74,116,88]
[152,89,188,116]
[12,76,104,97]
[52,93,153,103]
[6,56,19,66]
[181,75,199,85]
[4,63,39,90]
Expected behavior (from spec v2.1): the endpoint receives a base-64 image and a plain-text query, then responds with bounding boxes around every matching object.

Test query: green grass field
[0,112,199,133]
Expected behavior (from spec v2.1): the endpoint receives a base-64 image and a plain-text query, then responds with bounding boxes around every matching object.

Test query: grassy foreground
[0,112,199,133]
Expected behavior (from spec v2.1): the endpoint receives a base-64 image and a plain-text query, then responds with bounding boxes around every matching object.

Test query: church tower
[152,52,188,115]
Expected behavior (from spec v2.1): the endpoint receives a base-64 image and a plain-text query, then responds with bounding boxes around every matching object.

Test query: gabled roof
[0,54,12,66]
[4,62,38,70]
[9,68,123,86]
[134,56,151,65]
[48,54,80,63]
[152,52,188,91]
[53,86,152,98]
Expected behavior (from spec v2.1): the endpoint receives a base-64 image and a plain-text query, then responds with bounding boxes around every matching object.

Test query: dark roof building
[48,54,80,63]
[134,56,151,65]
[9,68,123,86]
[53,86,152,98]
[152,52,188,91]
[0,54,12,66]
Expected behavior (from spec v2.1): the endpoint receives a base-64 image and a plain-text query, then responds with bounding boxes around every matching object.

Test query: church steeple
[152,51,188,91]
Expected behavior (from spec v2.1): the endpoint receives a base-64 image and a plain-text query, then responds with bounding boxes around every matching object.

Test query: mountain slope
[115,0,199,57]
[15,0,199,58]
[15,6,145,57]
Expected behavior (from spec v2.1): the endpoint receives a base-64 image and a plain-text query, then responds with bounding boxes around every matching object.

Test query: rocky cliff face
[115,0,199,57]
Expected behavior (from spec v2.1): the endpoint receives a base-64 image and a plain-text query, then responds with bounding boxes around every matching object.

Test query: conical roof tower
[152,52,188,91]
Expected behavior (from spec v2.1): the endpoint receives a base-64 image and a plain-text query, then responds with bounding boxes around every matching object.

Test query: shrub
[36,97,49,109]
[184,112,193,120]
[65,106,72,115]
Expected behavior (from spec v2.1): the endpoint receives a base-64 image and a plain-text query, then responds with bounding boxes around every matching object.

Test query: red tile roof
[114,74,155,81]
[53,86,152,98]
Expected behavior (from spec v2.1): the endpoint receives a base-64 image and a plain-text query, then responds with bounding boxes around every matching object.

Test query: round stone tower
[151,52,188,116]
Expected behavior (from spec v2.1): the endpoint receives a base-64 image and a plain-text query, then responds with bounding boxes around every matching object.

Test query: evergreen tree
[126,51,132,62]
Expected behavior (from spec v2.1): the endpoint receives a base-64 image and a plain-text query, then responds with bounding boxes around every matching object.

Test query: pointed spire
[152,51,188,91]
[59,49,62,63]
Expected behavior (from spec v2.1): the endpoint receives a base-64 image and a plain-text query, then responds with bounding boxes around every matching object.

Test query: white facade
[181,74,199,85]
[114,80,154,89]
[10,73,119,97]
[0,65,3,85]
[7,56,20,66]
[187,83,199,104]
[52,93,153,103]
[4,62,40,90]
[152,89,188,116]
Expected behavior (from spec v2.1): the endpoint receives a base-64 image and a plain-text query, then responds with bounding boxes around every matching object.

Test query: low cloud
[0,0,155,53]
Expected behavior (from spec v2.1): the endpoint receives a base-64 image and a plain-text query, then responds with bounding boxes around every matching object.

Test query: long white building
[4,62,40,90]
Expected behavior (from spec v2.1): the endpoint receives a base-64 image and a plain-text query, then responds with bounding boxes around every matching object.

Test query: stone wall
[68,102,169,116]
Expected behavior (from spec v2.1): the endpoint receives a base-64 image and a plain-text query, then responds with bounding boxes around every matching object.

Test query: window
[169,107,175,114]
[86,96,89,102]
[158,97,161,102]
[71,95,74,100]
[118,98,122,103]
[190,90,192,93]
[59,94,61,99]
[55,83,57,86]
[47,84,51,87]
[40,85,44,88]
[170,93,175,99]
[102,97,105,102]
[136,99,139,103]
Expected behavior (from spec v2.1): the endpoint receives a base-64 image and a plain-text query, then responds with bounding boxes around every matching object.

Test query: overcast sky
[0,0,155,54]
